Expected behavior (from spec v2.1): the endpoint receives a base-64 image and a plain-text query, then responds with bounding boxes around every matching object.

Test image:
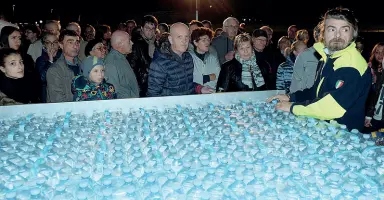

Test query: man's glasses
[45,41,59,46]
[225,25,239,29]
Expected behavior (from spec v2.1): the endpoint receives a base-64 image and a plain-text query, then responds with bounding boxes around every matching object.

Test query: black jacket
[127,35,153,97]
[216,56,272,92]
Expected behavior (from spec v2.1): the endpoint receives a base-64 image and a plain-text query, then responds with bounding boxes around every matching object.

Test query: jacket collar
[314,41,356,60]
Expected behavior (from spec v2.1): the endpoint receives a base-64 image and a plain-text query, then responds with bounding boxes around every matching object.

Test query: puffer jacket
[147,42,202,97]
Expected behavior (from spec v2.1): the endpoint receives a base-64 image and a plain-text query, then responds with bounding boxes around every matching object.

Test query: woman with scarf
[216,33,271,92]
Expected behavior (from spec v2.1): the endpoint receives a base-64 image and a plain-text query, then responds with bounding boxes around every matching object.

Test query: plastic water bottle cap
[127,185,135,193]
[30,188,40,195]
[147,175,156,182]
[103,188,113,196]
[167,173,176,180]
[215,176,222,183]
[188,171,196,177]
[6,192,16,198]
[321,186,331,195]
[79,182,88,188]
[103,179,112,186]
[236,175,244,181]
[103,168,112,176]
[343,183,355,192]
[150,185,159,193]
[351,129,359,134]
[363,134,370,139]
[56,184,66,192]
[60,174,69,181]
[77,192,87,199]
[194,179,202,186]
[81,171,90,178]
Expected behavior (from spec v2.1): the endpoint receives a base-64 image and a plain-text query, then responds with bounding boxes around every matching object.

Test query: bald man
[147,22,213,97]
[104,30,139,99]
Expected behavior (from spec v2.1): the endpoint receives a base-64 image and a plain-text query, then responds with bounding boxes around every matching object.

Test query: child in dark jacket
[72,56,117,101]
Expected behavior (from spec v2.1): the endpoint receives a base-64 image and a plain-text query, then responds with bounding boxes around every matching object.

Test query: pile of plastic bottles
[0,100,383,199]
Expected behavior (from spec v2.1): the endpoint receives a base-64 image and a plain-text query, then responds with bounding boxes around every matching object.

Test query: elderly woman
[84,39,107,59]
[216,33,270,92]
[35,32,61,102]
[189,27,221,90]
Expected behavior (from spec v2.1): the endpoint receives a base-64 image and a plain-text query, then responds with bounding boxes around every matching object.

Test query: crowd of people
[0,7,382,134]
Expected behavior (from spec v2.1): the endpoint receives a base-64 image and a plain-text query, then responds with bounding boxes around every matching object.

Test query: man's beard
[327,38,346,52]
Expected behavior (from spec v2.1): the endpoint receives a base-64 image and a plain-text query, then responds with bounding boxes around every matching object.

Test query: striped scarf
[235,53,265,88]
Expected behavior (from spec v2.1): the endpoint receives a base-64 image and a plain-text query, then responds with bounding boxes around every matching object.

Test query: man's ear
[0,66,6,74]
[168,35,173,45]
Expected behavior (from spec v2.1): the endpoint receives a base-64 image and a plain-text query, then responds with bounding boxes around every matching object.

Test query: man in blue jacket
[268,7,372,131]
[147,22,214,97]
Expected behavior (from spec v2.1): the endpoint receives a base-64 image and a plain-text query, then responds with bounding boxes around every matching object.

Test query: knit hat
[84,39,103,57]
[252,29,268,39]
[80,56,104,76]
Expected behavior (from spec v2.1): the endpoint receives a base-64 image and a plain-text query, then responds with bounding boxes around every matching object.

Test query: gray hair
[42,32,58,43]
[223,17,239,27]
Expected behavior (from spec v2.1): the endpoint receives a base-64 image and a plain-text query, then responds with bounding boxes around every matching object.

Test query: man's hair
[44,20,61,31]
[313,22,322,42]
[24,24,41,37]
[95,24,111,40]
[223,17,239,27]
[321,7,358,41]
[189,20,204,28]
[295,29,309,42]
[141,15,158,27]
[288,25,297,32]
[260,26,273,34]
[42,32,58,43]
[84,24,95,30]
[59,29,79,42]
[66,22,80,29]
[158,23,169,32]
[278,36,290,46]
[126,19,136,26]
[201,20,212,28]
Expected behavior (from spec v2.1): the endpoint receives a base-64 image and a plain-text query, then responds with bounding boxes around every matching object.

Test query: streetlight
[12,5,15,17]
[195,0,199,21]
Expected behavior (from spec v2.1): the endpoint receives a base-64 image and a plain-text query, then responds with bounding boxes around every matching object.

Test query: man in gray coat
[289,24,321,93]
[46,30,81,103]
[211,17,239,65]
[104,31,139,99]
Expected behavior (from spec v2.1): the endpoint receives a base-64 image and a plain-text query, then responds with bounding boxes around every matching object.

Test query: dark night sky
[0,0,378,30]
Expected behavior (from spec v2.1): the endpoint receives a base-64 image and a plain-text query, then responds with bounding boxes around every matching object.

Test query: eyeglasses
[45,41,59,46]
[224,25,239,29]
[254,38,267,43]
[95,46,107,51]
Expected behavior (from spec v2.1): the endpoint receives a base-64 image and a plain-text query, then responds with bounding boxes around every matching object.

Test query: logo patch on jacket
[335,80,344,89]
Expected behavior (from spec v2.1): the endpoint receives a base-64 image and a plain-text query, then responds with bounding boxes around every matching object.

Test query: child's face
[89,65,104,84]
